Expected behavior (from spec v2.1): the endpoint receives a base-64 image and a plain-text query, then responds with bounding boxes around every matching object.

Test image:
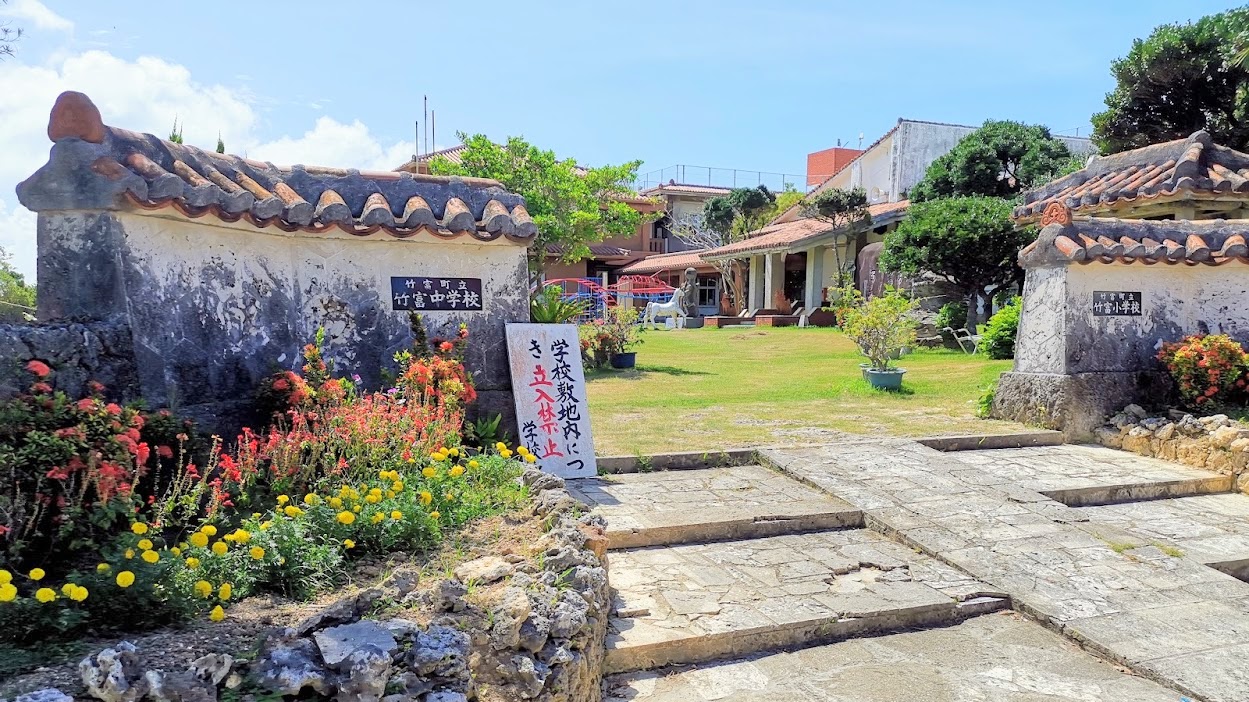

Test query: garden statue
[642,289,688,329]
[682,267,700,317]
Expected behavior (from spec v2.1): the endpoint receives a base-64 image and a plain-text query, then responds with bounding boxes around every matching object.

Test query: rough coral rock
[254,632,331,696]
[314,620,398,669]
[453,556,514,585]
[12,690,74,702]
[80,642,147,702]
[332,646,392,702]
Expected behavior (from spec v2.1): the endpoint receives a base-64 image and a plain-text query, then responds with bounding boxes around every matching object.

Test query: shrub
[935,302,968,331]
[1158,334,1249,408]
[840,288,918,371]
[823,284,864,328]
[530,285,588,323]
[979,297,1021,360]
[580,305,641,367]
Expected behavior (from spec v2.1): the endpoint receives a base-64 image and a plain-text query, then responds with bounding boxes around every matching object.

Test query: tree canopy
[702,185,777,239]
[880,197,1035,326]
[427,133,647,275]
[1093,7,1249,154]
[0,247,36,322]
[909,121,1073,202]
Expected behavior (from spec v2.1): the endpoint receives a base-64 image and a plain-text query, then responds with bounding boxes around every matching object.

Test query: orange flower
[25,360,51,378]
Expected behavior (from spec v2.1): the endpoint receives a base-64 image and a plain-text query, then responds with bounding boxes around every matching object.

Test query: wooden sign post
[505,324,597,479]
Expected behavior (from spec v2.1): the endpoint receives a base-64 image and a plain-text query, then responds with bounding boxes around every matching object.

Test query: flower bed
[1,317,541,675]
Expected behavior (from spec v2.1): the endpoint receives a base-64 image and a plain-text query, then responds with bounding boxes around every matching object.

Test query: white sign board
[505,324,597,479]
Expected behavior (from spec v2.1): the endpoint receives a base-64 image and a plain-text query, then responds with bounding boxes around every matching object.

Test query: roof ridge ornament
[1039,202,1072,227]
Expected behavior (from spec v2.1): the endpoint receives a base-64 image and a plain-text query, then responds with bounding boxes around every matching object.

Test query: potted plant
[840,287,918,390]
[587,305,643,369]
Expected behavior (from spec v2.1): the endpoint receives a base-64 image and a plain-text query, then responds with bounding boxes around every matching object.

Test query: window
[697,277,719,308]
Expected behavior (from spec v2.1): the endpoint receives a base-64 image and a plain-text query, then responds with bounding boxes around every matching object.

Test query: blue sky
[0,0,1241,277]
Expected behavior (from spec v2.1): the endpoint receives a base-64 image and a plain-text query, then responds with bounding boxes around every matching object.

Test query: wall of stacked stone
[0,321,140,402]
[5,469,611,702]
[1097,404,1249,491]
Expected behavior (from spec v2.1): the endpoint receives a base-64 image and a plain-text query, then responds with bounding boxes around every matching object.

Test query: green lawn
[585,326,1023,456]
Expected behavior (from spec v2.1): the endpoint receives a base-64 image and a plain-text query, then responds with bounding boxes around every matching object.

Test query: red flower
[31,382,52,394]
[105,403,122,416]
[76,398,96,412]
[272,378,290,391]
[157,445,174,459]
[25,360,50,378]
[439,341,455,353]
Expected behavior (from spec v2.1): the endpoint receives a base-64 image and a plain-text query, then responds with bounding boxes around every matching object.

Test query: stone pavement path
[765,439,1249,702]
[566,464,860,549]
[572,442,1238,700]
[606,611,1180,702]
[1081,493,1249,578]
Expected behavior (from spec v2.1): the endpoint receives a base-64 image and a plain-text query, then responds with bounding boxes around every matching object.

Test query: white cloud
[1,0,73,31]
[251,117,413,172]
[0,49,412,280]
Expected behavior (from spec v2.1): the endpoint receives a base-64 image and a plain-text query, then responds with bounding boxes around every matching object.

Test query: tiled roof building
[1015,131,1249,223]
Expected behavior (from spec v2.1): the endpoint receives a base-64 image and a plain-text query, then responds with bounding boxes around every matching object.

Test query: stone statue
[681,267,700,318]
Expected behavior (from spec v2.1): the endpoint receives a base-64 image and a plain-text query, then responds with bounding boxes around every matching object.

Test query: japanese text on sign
[506,324,596,479]
[390,277,483,311]
[1092,291,1143,317]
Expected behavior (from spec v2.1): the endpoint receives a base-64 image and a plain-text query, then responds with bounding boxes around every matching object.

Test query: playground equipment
[540,275,679,322]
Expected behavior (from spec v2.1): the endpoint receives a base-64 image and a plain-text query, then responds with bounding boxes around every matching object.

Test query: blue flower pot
[610,352,637,369]
[865,368,906,390]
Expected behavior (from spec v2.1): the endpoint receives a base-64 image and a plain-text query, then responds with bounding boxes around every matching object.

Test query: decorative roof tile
[18,92,538,242]
[701,200,909,259]
[1015,131,1249,222]
[1020,204,1249,267]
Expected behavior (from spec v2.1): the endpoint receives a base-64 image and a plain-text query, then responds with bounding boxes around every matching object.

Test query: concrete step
[604,530,1007,674]
[953,444,1232,506]
[605,612,1181,702]
[567,465,862,549]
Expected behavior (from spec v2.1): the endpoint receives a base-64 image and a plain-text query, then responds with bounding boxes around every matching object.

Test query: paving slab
[567,465,862,549]
[605,529,1006,673]
[764,440,1249,701]
[606,611,1180,702]
[1081,493,1249,577]
[954,443,1232,505]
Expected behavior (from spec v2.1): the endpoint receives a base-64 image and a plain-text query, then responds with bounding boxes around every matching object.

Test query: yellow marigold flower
[419,490,432,506]
[523,454,537,464]
[371,513,384,524]
[422,466,437,478]
[209,605,225,622]
[516,445,530,457]
[178,542,188,550]
[0,570,10,584]
[430,511,440,520]
[277,495,290,505]
[124,549,135,560]
[353,504,361,513]
[495,442,507,452]
[61,583,77,597]
[343,539,355,549]
[201,525,218,536]
[252,513,261,519]
[28,568,45,581]
[0,583,16,602]
[450,466,465,477]
[249,546,265,560]
[500,449,513,459]
[96,563,110,574]
[222,532,236,543]
[35,587,56,603]
[365,494,381,504]
[218,583,232,600]
[189,532,209,548]
[390,511,403,520]
[70,585,88,602]
[116,571,135,588]
[260,521,273,530]
[232,530,251,544]
[385,490,396,499]
[170,547,182,557]
[141,550,160,564]
[283,505,303,518]
[407,457,416,464]
[392,481,404,491]
[137,539,153,551]
[369,486,383,495]
[329,497,343,509]
[468,460,480,469]
[185,557,200,569]
[193,580,213,598]
[211,541,228,556]
[131,522,149,535]
[337,511,356,525]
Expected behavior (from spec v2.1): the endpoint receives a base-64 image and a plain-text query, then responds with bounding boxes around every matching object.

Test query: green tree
[696,186,778,311]
[801,187,870,287]
[1094,7,1249,154]
[910,120,1072,202]
[774,183,803,214]
[880,197,1035,331]
[0,247,36,322]
[428,133,646,278]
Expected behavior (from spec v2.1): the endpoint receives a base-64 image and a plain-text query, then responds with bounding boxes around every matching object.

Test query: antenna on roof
[423,95,428,155]
[414,121,418,159]
[432,110,436,153]
[858,132,864,148]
